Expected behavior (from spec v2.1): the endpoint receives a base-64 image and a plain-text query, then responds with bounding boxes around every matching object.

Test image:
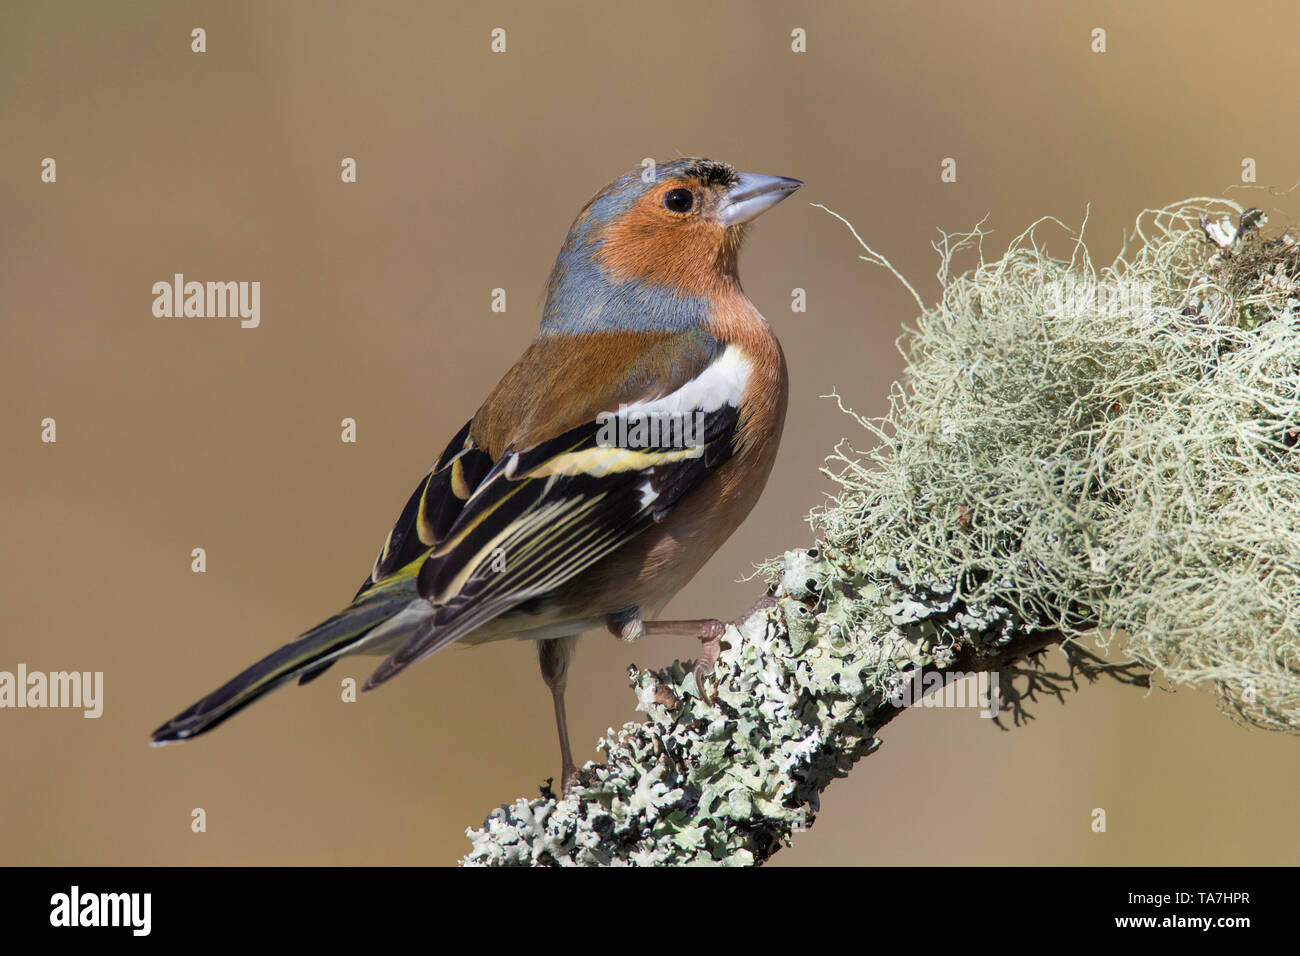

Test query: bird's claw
[693,621,728,706]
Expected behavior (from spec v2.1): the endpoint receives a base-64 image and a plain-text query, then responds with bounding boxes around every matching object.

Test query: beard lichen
[817,199,1300,734]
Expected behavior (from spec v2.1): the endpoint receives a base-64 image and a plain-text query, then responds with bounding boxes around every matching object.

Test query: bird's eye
[662,188,695,214]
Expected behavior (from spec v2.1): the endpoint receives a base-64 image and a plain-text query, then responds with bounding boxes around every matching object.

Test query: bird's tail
[150,589,417,745]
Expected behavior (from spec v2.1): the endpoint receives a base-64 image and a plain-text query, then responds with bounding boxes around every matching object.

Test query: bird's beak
[720,172,804,227]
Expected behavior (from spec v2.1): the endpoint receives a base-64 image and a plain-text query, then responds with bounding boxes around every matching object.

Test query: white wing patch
[622,344,752,418]
[638,480,659,509]
[492,345,752,484]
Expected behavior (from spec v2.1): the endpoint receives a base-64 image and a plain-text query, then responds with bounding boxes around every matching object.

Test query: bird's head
[541,158,802,335]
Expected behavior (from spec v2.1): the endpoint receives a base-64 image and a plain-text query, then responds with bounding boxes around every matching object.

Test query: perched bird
[151,158,801,790]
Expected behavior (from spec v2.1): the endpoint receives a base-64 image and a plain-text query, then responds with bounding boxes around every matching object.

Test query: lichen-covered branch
[464,201,1300,865]
[464,548,1071,866]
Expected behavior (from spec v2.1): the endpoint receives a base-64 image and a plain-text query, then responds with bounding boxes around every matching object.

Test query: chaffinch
[152,158,802,791]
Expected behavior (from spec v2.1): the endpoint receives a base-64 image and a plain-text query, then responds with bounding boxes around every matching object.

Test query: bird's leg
[605,596,778,704]
[537,635,580,794]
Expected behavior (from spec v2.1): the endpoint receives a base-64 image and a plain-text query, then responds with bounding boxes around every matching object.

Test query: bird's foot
[692,620,727,705]
[692,596,779,704]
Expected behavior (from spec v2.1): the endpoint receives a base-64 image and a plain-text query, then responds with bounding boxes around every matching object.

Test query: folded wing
[363,337,752,688]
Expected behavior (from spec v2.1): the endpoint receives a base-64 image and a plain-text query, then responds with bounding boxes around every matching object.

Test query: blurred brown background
[2,0,1297,866]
